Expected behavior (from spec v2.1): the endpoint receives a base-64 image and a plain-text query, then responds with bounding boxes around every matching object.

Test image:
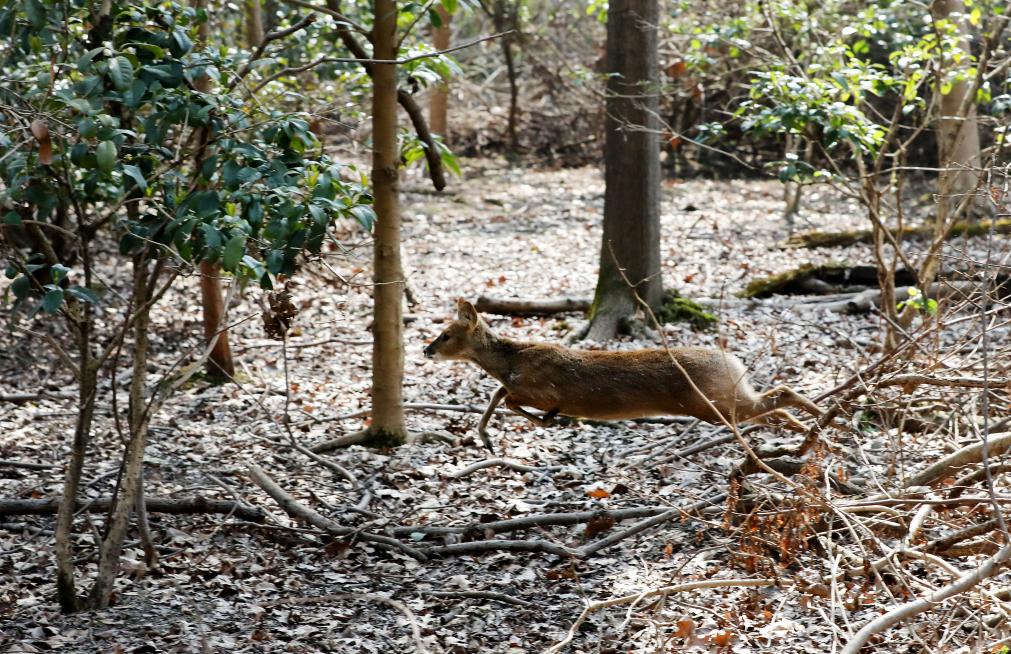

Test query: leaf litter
[1,159,1007,653]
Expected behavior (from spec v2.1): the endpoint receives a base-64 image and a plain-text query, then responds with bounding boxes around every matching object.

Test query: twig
[449,458,583,478]
[424,590,532,608]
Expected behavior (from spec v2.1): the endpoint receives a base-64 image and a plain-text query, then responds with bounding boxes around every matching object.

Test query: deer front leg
[478,386,509,454]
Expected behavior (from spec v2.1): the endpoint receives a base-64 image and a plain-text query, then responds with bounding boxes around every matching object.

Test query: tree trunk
[193,0,235,382]
[245,0,264,48]
[54,337,98,613]
[497,1,519,153]
[199,261,235,379]
[585,0,662,341]
[89,254,154,608]
[429,6,450,138]
[932,0,981,229]
[364,0,407,446]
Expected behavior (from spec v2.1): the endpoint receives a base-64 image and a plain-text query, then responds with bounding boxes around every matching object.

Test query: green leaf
[3,211,22,226]
[428,7,442,27]
[41,288,64,314]
[222,234,246,271]
[441,0,457,14]
[50,264,71,284]
[11,275,31,300]
[108,56,134,92]
[349,205,376,230]
[122,164,148,191]
[95,140,118,172]
[67,287,100,304]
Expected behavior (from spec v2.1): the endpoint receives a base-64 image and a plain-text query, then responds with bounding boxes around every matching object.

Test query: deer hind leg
[504,397,557,427]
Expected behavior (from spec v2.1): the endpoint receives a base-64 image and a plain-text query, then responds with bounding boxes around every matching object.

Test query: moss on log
[656,290,717,329]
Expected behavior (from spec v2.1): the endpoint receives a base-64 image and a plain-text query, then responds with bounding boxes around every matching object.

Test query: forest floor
[2,159,1008,653]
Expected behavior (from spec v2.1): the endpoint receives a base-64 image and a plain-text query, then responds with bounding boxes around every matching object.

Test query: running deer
[424,299,821,453]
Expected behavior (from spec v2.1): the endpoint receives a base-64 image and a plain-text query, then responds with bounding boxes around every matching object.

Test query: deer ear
[457,298,478,326]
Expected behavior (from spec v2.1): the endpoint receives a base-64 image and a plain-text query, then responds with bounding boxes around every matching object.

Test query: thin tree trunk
[585,0,662,341]
[245,0,264,48]
[89,254,154,608]
[502,33,518,152]
[193,0,235,381]
[923,0,982,289]
[54,350,97,613]
[54,215,99,613]
[199,261,234,379]
[429,6,450,138]
[364,0,407,446]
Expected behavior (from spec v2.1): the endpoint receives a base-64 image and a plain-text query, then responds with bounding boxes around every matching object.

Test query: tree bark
[245,0,265,48]
[194,0,236,382]
[932,0,981,234]
[89,254,154,608]
[585,0,662,341]
[429,6,450,138]
[199,261,235,380]
[54,344,98,613]
[364,0,407,446]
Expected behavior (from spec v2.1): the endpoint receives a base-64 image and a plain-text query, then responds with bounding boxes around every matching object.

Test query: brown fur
[424,299,821,452]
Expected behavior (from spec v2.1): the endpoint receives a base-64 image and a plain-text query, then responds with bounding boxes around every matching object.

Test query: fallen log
[781,218,1011,249]
[475,295,591,316]
[811,281,992,314]
[743,263,917,299]
[0,495,267,522]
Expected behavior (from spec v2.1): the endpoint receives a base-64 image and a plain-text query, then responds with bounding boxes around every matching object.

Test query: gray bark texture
[586,0,662,341]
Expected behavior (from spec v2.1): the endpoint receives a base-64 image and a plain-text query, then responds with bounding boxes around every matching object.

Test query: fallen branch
[0,495,266,522]
[248,464,427,561]
[878,374,1010,392]
[449,457,583,479]
[905,432,1011,488]
[842,542,1011,654]
[424,590,532,607]
[391,506,674,537]
[0,459,59,470]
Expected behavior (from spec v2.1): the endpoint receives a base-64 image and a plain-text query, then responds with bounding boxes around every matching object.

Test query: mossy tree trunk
[585,0,662,341]
[364,0,408,446]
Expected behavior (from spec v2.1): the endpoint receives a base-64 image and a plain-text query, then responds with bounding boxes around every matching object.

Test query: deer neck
[469,333,525,385]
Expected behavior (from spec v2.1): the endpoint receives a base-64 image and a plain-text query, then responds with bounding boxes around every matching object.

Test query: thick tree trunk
[89,254,154,608]
[585,0,662,341]
[245,0,264,48]
[364,0,407,446]
[429,6,450,138]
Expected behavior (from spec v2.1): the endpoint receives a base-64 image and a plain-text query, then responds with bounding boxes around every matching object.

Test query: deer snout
[423,342,436,359]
